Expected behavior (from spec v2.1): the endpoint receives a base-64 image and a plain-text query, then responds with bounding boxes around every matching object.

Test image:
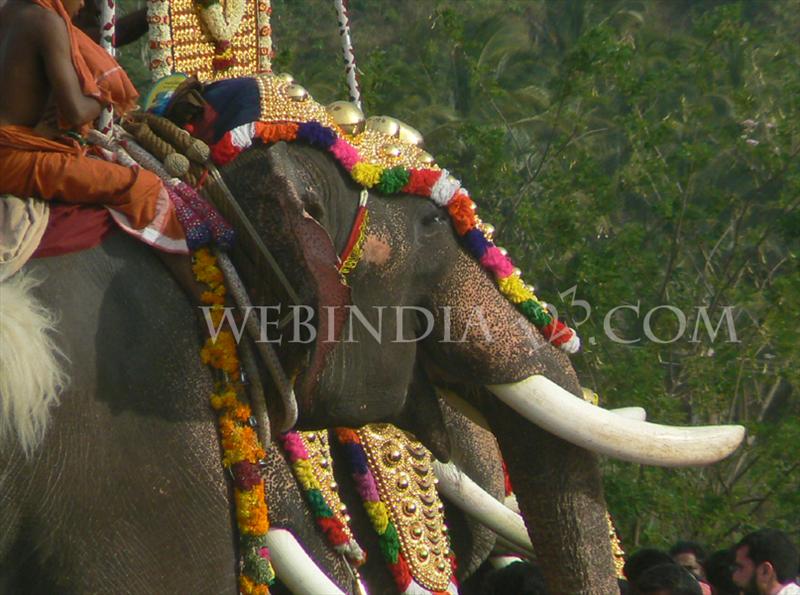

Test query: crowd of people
[477,528,799,595]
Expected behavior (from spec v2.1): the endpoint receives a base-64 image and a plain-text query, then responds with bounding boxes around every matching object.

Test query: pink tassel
[480,246,515,279]
[330,138,362,171]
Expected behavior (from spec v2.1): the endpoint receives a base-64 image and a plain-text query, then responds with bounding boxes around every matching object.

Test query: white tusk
[488,375,745,467]
[610,406,647,421]
[490,555,526,569]
[265,529,346,595]
[433,460,534,556]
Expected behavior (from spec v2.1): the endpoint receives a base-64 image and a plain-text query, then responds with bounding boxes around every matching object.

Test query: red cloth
[32,203,114,258]
[0,125,188,254]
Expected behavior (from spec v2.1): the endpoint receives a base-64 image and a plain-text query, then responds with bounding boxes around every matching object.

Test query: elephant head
[211,87,745,592]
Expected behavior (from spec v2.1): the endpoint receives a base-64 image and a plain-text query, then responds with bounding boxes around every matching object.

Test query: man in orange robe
[0,0,208,300]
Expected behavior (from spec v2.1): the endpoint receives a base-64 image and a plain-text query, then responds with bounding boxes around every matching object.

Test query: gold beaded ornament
[357,423,453,592]
[147,0,272,81]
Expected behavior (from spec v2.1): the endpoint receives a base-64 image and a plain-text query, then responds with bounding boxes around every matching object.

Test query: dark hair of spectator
[670,541,707,563]
[624,548,675,583]
[480,561,548,595]
[703,549,739,595]
[736,528,800,583]
[636,563,702,595]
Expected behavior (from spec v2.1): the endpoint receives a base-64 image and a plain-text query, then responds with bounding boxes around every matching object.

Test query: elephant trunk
[485,401,619,595]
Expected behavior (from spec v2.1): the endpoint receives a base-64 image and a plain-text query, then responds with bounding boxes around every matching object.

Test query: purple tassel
[340,442,369,474]
[297,122,337,149]
[173,182,235,249]
[167,186,211,249]
[463,228,492,259]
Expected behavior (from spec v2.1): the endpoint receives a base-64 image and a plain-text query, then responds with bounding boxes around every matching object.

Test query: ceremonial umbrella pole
[334,0,361,111]
[96,0,116,134]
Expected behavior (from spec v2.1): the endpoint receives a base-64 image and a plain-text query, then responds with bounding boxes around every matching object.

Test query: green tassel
[379,522,401,564]
[377,167,410,194]
[519,299,551,327]
[306,489,334,517]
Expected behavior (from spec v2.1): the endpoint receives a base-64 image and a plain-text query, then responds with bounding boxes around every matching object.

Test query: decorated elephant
[0,74,744,594]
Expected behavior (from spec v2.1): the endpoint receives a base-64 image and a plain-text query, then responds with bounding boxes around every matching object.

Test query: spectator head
[732,529,799,595]
[636,563,703,595]
[670,541,707,579]
[703,549,739,595]
[480,561,548,595]
[624,548,675,583]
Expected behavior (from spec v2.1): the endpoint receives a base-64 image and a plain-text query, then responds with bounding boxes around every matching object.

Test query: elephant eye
[421,208,449,227]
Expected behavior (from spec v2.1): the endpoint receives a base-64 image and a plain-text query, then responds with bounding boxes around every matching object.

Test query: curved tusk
[488,375,745,467]
[433,461,534,556]
[490,555,526,569]
[610,406,647,421]
[265,529,347,595]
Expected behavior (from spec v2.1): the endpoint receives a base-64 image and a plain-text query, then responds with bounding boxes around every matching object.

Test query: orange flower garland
[193,248,275,593]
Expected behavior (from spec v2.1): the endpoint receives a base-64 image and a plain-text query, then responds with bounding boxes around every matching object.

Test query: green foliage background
[119,0,799,554]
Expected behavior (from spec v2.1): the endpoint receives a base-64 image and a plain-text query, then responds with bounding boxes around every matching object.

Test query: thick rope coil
[143,113,211,164]
[121,119,190,177]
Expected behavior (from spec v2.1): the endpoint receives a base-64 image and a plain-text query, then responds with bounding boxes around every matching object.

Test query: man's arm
[39,11,103,127]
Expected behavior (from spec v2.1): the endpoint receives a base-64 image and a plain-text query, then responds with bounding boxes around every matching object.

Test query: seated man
[0,0,206,306]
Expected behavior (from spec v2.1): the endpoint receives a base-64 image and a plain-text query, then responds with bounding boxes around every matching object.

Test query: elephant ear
[218,142,350,410]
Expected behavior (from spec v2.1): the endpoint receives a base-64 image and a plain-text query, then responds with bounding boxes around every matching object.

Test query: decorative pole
[96,0,116,134]
[334,0,361,110]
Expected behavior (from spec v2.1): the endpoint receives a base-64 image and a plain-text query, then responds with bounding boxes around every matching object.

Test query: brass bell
[396,120,424,146]
[366,115,401,137]
[383,143,403,158]
[326,101,366,135]
[285,83,310,102]
[275,72,295,84]
[479,223,495,240]
[417,150,435,165]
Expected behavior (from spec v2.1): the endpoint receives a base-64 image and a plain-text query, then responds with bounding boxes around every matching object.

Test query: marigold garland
[193,247,275,593]
[206,107,580,354]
